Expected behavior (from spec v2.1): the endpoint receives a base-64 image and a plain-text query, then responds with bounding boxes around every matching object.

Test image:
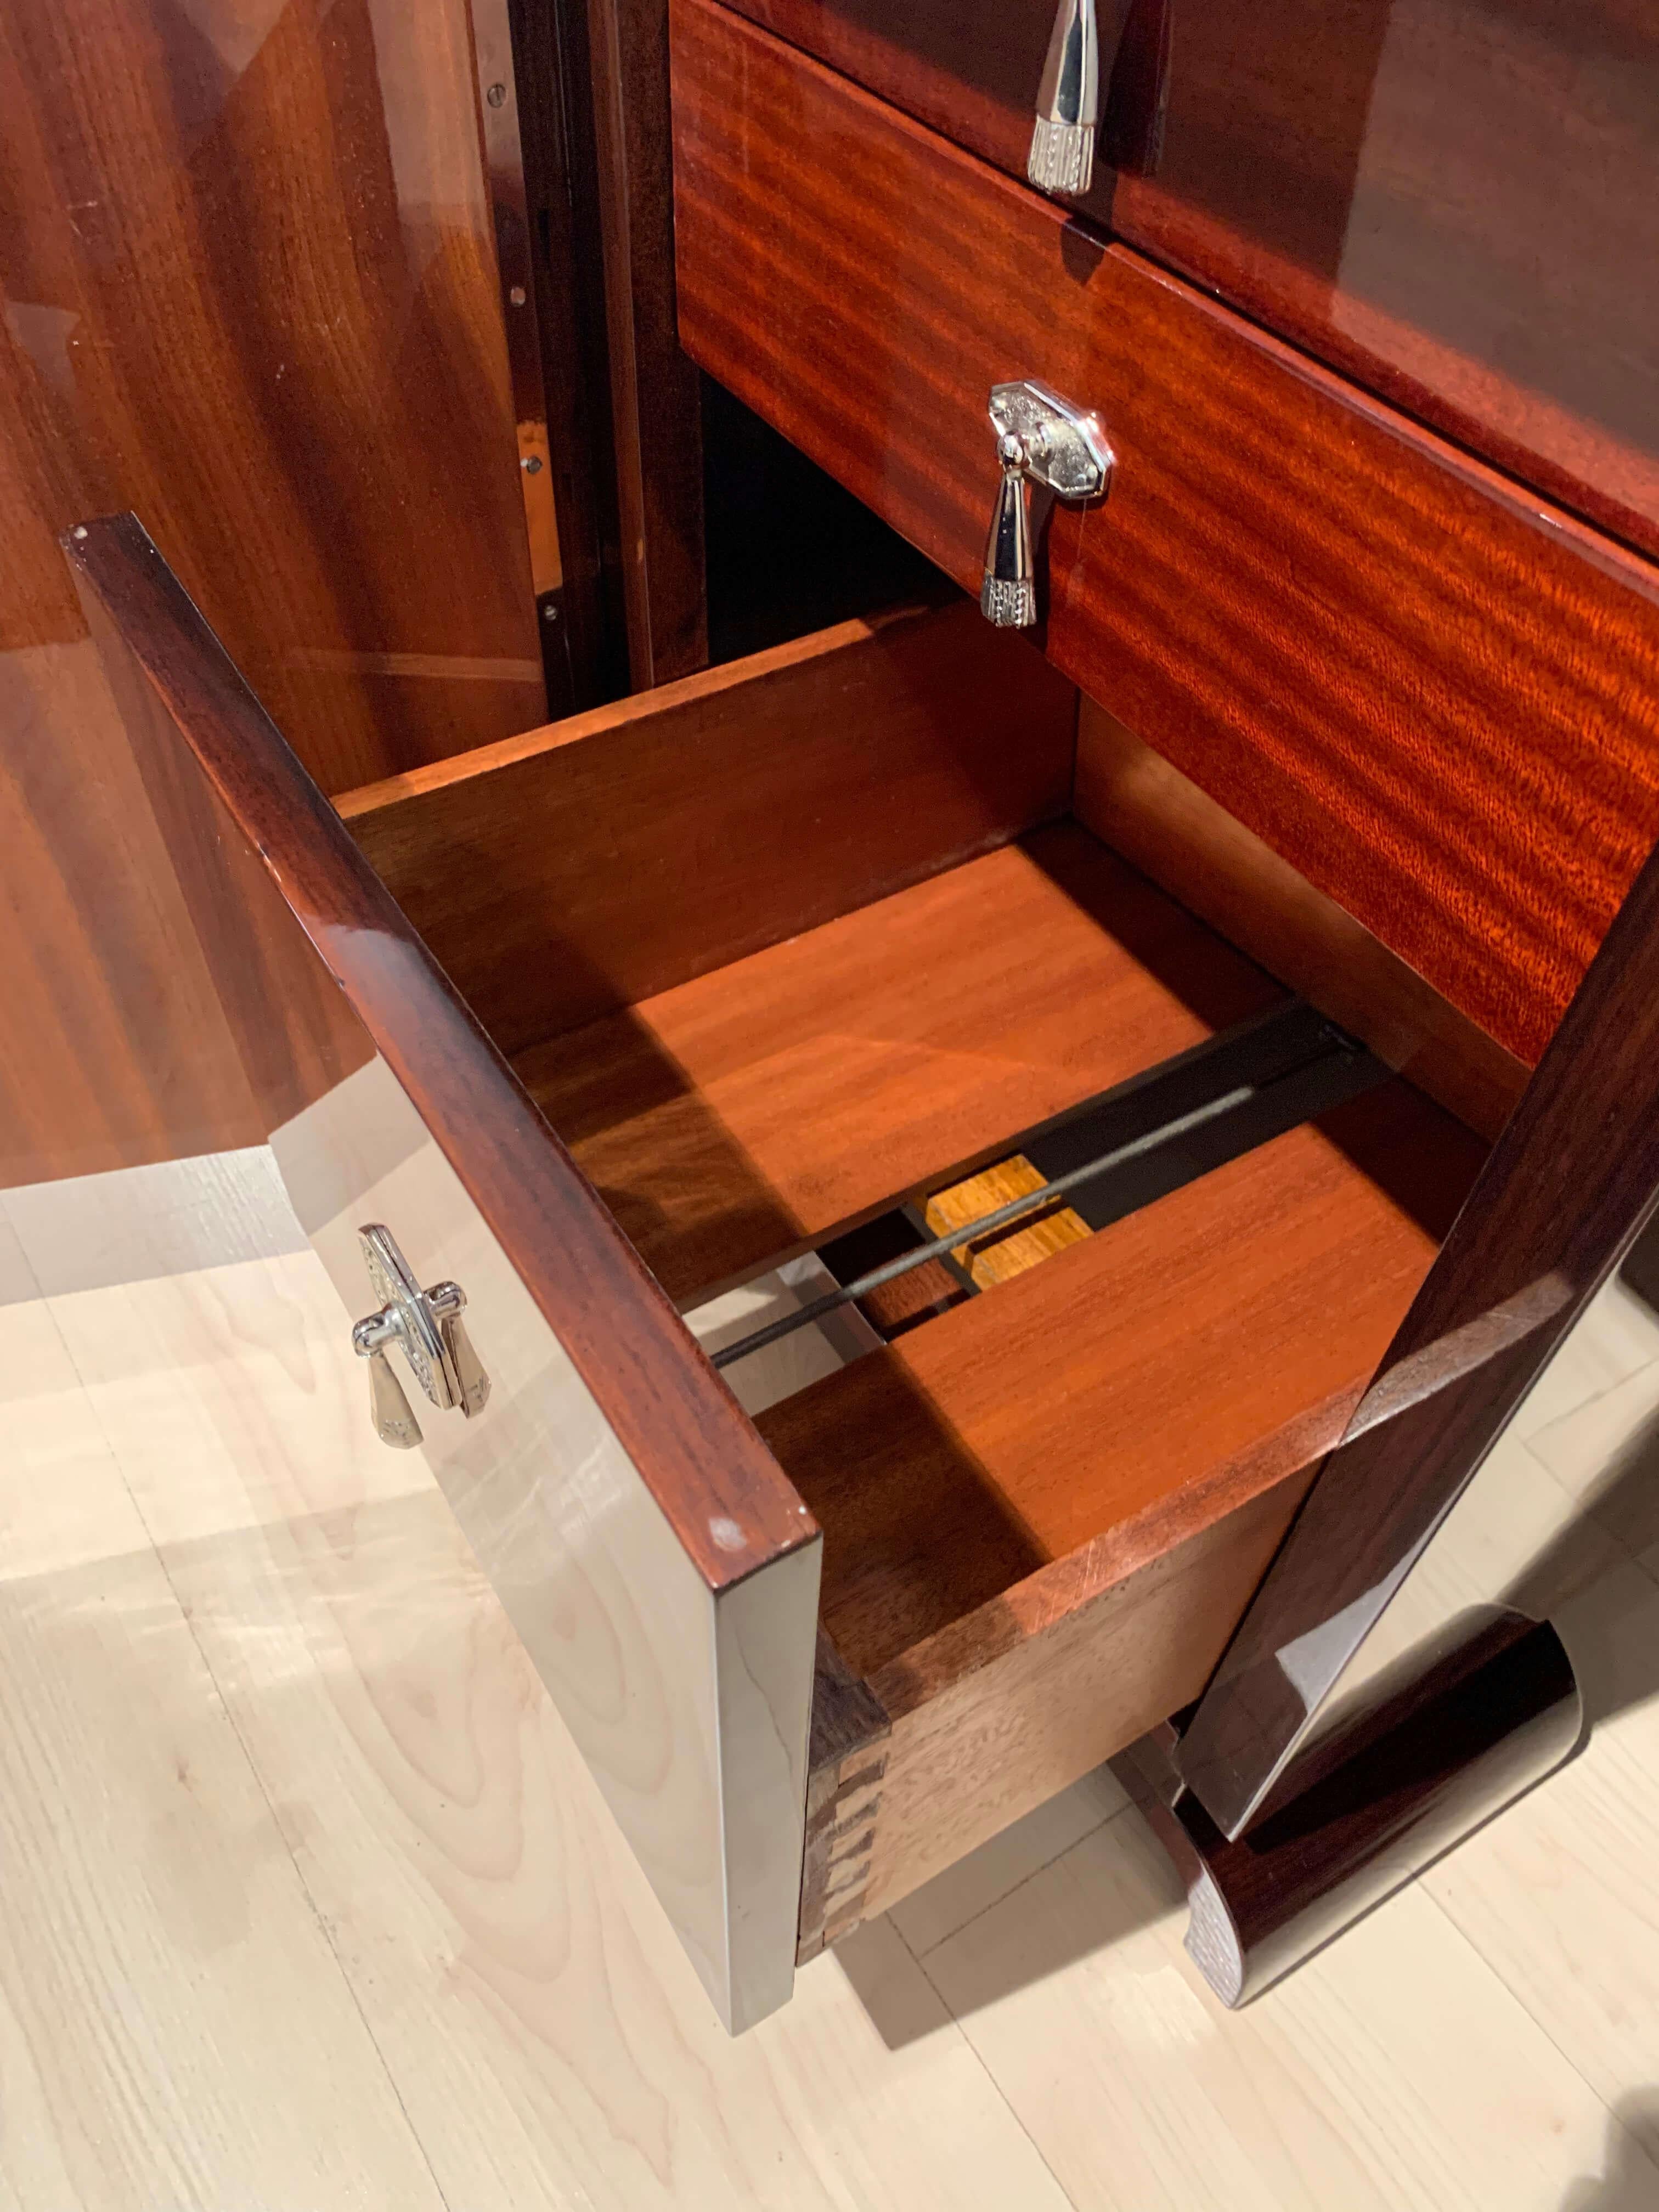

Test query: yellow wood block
[922,1155,1093,1289]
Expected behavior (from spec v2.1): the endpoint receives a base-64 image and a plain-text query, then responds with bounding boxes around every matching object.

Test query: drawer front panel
[66,515,820,2036]
[719,0,1659,567]
[671,0,1659,1065]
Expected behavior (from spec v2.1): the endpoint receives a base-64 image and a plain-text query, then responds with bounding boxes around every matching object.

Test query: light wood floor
[2,1149,1658,2210]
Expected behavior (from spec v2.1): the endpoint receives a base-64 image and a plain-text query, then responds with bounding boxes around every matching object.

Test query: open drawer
[70,517,1495,2032]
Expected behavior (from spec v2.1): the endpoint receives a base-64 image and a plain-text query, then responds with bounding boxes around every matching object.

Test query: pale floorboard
[923,1813,1655,2212]
[2,1173,1071,2212]
[4,1159,1659,2210]
[1423,1564,1659,2174]
[0,1214,448,2212]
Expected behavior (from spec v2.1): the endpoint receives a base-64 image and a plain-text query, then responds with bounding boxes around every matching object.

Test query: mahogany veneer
[718,0,1659,565]
[0,0,549,1186]
[670,0,1659,1065]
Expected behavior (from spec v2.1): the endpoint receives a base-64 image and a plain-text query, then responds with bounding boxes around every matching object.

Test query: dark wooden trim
[1122,1611,1582,2006]
[498,0,633,707]
[469,0,570,714]
[588,0,708,685]
[1177,825,1659,1838]
[64,514,814,1593]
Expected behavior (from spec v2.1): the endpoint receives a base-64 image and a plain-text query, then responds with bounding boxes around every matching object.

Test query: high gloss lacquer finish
[63,514,822,2034]
[0,0,550,1188]
[2,0,547,790]
[1177,806,1659,1840]
[669,0,1659,1065]
[718,0,1659,564]
[1128,1609,1583,2006]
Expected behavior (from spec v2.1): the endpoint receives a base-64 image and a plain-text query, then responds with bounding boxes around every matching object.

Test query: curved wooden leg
[1115,1608,1583,2007]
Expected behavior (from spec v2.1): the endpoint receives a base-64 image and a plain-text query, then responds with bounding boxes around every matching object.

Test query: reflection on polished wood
[1,0,547,1184]
[1126,1611,1583,2007]
[670,0,1659,1065]
[1,0,545,790]
[1178,815,1659,1841]
[66,513,822,2030]
[718,0,1659,562]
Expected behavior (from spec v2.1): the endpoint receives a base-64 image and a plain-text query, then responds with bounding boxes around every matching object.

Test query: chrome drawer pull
[1029,0,1099,198]
[351,1223,490,1449]
[980,380,1113,629]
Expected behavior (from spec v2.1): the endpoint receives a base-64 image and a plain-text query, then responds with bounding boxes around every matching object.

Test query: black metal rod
[712,1080,1256,1370]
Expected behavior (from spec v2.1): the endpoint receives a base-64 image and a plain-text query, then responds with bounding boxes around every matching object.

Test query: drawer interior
[758,1077,1475,1680]
[337,597,1494,1929]
[511,824,1282,1305]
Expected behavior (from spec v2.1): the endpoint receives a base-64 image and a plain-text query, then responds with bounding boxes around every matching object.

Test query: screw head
[521,454,543,474]
[486,80,507,106]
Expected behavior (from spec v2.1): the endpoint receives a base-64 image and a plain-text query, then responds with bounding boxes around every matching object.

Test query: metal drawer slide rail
[713,1000,1385,1370]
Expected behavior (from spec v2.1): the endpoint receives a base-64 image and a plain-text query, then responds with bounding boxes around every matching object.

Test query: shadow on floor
[1559,2094,1659,2208]
[838,1273,1659,2049]
[833,1800,1175,2050]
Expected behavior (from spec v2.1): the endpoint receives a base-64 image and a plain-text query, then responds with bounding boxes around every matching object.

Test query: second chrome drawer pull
[1029,0,1099,196]
[351,1223,490,1449]
[980,380,1113,629]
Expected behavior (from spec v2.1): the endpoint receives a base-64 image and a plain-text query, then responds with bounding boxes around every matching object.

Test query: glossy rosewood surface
[1,0,549,1183]
[670,0,1659,1065]
[2,0,546,789]
[1177,809,1659,1839]
[1130,1611,1582,2006]
[720,0,1659,563]
[64,514,813,1596]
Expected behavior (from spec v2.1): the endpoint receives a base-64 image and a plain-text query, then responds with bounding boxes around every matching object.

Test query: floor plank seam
[890,1910,1082,2211]
[1414,1869,1647,2159]
[905,1797,1141,1960]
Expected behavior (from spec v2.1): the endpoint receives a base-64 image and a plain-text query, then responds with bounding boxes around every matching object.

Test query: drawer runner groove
[721,1000,1383,1375]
